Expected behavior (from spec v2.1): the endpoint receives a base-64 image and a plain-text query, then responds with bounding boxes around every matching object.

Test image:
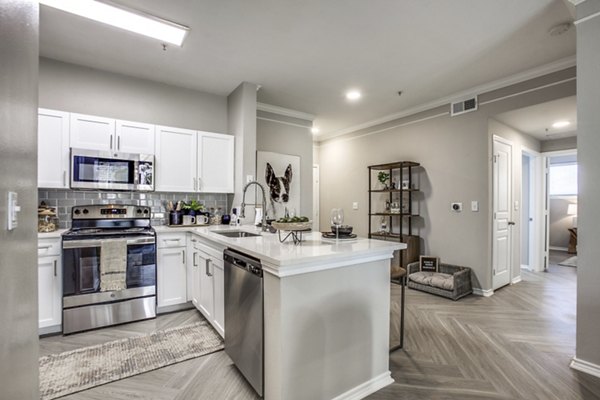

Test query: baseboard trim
[550,246,568,252]
[472,288,494,297]
[570,357,600,379]
[511,276,522,284]
[331,371,394,400]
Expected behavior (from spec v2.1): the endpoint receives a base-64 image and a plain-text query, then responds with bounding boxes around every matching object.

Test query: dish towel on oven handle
[100,239,128,292]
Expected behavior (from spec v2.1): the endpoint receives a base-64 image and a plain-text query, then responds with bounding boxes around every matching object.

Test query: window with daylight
[549,164,578,196]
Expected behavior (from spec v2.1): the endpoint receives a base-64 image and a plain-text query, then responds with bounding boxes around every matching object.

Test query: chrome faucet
[240,181,269,232]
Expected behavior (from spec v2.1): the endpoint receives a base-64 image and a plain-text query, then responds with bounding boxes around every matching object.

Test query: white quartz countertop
[154,225,405,274]
[37,229,69,239]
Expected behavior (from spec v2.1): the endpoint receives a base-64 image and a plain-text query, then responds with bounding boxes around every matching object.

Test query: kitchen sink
[214,231,261,238]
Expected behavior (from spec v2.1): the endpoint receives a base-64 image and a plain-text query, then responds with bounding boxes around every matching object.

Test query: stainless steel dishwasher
[224,248,264,397]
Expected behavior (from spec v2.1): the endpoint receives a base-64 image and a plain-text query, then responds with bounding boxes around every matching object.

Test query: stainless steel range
[62,204,156,334]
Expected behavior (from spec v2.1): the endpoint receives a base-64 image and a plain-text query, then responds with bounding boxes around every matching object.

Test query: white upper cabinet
[38,109,70,188]
[70,113,115,152]
[116,120,155,155]
[155,126,197,192]
[197,132,234,193]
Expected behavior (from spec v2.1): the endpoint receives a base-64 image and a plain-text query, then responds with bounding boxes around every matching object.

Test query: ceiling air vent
[451,96,478,116]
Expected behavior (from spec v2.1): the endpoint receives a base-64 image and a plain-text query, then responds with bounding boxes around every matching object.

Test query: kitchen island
[155,225,405,400]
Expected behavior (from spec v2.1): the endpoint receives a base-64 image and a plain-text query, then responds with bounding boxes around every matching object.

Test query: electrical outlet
[451,202,462,212]
[471,201,479,212]
[352,202,359,210]
[246,175,254,184]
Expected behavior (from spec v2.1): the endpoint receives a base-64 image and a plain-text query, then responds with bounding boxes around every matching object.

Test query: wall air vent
[451,96,478,116]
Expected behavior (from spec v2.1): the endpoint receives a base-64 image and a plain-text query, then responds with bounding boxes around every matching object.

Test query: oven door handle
[62,236,155,249]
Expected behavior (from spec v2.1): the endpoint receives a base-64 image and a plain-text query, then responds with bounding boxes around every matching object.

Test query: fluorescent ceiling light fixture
[311,127,320,134]
[345,90,362,101]
[552,120,570,129]
[39,0,190,46]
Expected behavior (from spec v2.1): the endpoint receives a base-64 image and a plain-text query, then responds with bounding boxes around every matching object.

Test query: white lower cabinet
[38,238,62,334]
[190,236,225,337]
[157,233,188,309]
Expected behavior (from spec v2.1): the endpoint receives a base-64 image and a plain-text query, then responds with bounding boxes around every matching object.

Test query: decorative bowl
[272,221,312,231]
[331,225,353,235]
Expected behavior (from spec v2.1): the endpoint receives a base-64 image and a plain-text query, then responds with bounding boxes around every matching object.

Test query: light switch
[352,202,359,210]
[7,191,21,231]
[471,201,479,212]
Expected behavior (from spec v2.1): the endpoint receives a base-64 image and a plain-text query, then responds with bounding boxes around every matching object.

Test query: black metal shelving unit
[368,161,420,249]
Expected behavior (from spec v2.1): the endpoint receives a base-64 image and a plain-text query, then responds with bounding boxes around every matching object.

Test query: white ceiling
[494,95,577,140]
[39,0,576,140]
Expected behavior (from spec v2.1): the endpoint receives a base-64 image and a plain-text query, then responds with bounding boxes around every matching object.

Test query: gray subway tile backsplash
[39,189,229,229]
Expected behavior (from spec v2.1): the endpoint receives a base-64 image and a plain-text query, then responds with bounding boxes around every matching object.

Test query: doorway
[521,148,545,272]
[545,151,578,268]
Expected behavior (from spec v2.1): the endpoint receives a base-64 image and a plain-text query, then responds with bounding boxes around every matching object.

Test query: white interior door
[493,137,513,290]
[313,164,320,231]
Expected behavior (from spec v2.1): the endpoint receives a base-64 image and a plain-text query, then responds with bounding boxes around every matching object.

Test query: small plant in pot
[182,200,204,216]
[378,171,391,190]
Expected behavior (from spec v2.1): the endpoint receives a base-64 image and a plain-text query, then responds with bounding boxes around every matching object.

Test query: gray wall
[228,82,258,217]
[575,0,600,370]
[317,69,573,291]
[549,197,576,249]
[39,58,228,133]
[541,136,577,152]
[257,111,313,217]
[0,1,40,399]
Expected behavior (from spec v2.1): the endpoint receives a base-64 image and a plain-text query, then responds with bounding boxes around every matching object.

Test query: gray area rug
[39,321,224,400]
[559,256,577,267]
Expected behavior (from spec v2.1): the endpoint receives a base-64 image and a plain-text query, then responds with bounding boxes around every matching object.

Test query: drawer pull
[53,260,57,277]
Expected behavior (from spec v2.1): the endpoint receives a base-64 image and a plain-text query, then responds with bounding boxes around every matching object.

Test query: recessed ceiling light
[311,127,320,134]
[552,120,571,129]
[39,0,190,47]
[345,90,362,101]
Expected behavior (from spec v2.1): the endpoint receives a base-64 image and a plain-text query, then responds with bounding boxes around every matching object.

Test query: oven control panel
[72,205,151,219]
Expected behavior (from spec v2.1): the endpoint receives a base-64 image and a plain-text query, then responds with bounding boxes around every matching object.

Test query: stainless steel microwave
[70,148,154,191]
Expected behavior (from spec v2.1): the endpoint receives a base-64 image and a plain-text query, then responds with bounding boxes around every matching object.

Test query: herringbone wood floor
[40,252,600,399]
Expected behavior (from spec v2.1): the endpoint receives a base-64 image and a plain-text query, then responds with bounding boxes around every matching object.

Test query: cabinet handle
[38,245,52,250]
[117,136,121,150]
[205,259,213,277]
[197,178,201,191]
[63,170,67,187]
[53,260,57,277]
[193,252,198,267]
[182,250,185,264]
[110,135,113,150]
[193,177,197,191]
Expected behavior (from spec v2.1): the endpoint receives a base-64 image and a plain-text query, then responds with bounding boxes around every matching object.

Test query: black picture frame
[420,255,439,272]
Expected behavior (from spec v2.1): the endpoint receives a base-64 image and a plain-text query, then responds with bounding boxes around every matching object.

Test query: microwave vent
[451,96,478,116]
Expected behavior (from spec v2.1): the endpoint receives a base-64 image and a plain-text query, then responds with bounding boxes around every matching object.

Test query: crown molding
[568,0,588,5]
[257,102,315,122]
[317,55,576,141]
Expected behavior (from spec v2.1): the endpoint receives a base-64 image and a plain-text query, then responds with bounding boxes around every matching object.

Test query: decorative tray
[271,221,312,231]
[321,232,358,241]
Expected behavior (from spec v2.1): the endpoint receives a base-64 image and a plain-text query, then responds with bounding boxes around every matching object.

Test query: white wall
[39,58,228,133]
[317,68,574,291]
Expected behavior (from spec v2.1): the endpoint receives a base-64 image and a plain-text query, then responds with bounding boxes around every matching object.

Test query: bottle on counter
[230,207,239,226]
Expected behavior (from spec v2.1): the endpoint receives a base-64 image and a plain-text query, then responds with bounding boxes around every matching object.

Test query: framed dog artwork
[256,151,301,220]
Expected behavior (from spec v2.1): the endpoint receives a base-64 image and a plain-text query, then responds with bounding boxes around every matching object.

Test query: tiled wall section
[39,189,230,229]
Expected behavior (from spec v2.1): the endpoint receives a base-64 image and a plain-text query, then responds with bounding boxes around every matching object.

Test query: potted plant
[182,200,204,216]
[378,171,390,190]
